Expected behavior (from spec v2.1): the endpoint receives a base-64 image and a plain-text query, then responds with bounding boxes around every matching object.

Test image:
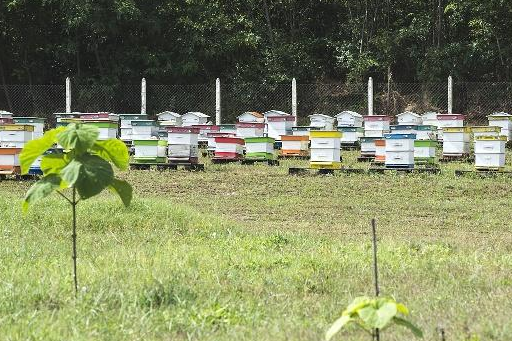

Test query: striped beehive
[266,115,294,140]
[414,140,437,164]
[309,130,342,169]
[0,124,34,148]
[437,114,465,140]
[374,139,386,164]
[207,132,236,154]
[487,112,512,141]
[0,147,22,174]
[13,117,46,139]
[235,122,265,138]
[213,137,245,161]
[244,137,275,160]
[133,139,167,164]
[338,126,364,144]
[280,135,309,157]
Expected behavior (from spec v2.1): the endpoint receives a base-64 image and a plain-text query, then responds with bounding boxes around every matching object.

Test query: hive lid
[280,135,309,141]
[470,126,501,133]
[443,127,471,133]
[474,135,507,141]
[390,125,418,130]
[384,133,417,139]
[335,110,362,118]
[309,130,342,138]
[0,124,35,131]
[214,137,245,144]
[437,114,465,120]
[416,125,437,131]
[131,120,156,126]
[244,137,275,143]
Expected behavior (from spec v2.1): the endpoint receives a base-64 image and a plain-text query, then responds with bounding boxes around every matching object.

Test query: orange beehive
[374,139,386,163]
[0,147,22,174]
[280,135,309,157]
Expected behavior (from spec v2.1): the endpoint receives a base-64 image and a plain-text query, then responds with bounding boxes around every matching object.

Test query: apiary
[0,147,22,173]
[471,126,501,139]
[363,115,391,137]
[384,133,416,168]
[335,111,363,127]
[414,140,437,164]
[235,122,265,138]
[13,117,45,138]
[82,121,118,140]
[442,127,470,156]
[396,111,422,125]
[266,115,295,140]
[166,127,200,164]
[213,137,245,160]
[487,112,512,141]
[309,114,335,130]
[374,139,386,164]
[415,125,437,140]
[474,136,507,169]
[0,124,35,148]
[338,127,364,144]
[280,135,309,157]
[437,114,465,140]
[133,139,167,164]
[309,130,342,169]
[244,137,275,160]
[390,125,417,135]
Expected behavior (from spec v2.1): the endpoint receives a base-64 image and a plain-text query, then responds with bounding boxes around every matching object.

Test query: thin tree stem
[72,186,78,297]
[371,218,380,341]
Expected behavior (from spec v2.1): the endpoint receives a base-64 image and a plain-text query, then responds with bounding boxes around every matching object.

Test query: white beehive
[133,139,167,163]
[437,114,465,140]
[308,114,335,130]
[384,133,416,168]
[442,127,470,156]
[471,126,501,139]
[363,115,391,137]
[414,140,437,164]
[236,122,265,138]
[487,112,512,141]
[390,125,417,135]
[0,111,14,119]
[80,112,119,122]
[157,111,182,126]
[237,111,264,123]
[335,111,363,127]
[166,127,200,163]
[266,115,294,140]
[474,136,507,169]
[360,137,379,156]
[415,125,437,140]
[13,117,45,139]
[131,120,157,140]
[213,137,245,160]
[309,130,342,169]
[207,132,236,153]
[192,124,219,143]
[244,137,275,160]
[421,112,439,127]
[181,112,210,126]
[119,114,148,141]
[338,127,364,143]
[396,111,422,125]
[0,124,35,148]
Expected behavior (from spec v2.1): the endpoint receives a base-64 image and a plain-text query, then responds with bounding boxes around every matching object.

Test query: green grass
[1,151,512,341]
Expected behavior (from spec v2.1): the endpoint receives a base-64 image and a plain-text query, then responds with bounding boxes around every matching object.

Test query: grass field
[1,151,512,341]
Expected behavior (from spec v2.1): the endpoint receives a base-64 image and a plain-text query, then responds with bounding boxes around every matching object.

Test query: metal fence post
[66,77,71,113]
[291,78,297,124]
[141,78,147,115]
[368,77,374,115]
[216,78,221,125]
[448,75,453,114]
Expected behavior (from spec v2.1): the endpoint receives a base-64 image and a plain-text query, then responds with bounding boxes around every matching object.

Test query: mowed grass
[1,151,512,341]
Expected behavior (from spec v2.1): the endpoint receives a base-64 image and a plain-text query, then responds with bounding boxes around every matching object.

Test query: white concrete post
[65,77,71,113]
[447,75,453,114]
[216,78,221,125]
[141,78,147,115]
[291,78,297,125]
[368,77,374,115]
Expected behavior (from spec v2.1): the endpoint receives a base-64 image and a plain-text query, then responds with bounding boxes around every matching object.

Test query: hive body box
[363,115,391,137]
[236,122,265,138]
[166,127,200,164]
[245,137,275,160]
[129,120,159,141]
[133,139,167,164]
[309,130,342,169]
[414,140,437,164]
[266,116,294,140]
[416,125,437,140]
[119,114,148,141]
[207,132,236,152]
[192,124,219,143]
[13,117,45,138]
[487,112,512,141]
[0,124,34,148]
[335,111,363,127]
[421,112,439,128]
[437,114,465,140]
[0,147,22,173]
[397,111,422,125]
[474,136,506,169]
[213,137,245,160]
[219,124,237,135]
[308,114,335,130]
[338,127,364,143]
[360,137,379,156]
[442,127,470,156]
[181,112,210,127]
[157,111,182,127]
[82,121,118,140]
[374,139,386,163]
[280,135,309,157]
[384,133,416,168]
[390,125,417,135]
[237,112,264,123]
[292,126,314,136]
[471,126,501,139]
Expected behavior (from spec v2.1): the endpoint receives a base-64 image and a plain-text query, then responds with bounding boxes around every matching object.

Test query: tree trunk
[0,57,13,112]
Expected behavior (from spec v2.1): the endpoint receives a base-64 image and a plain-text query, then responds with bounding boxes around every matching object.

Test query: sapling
[20,123,132,296]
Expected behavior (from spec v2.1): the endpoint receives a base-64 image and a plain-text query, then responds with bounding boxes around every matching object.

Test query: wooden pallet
[278,154,309,160]
[357,155,375,162]
[129,162,204,171]
[439,154,474,163]
[288,167,365,175]
[368,165,440,174]
[455,169,512,177]
[340,143,360,150]
[241,159,279,166]
[211,158,243,164]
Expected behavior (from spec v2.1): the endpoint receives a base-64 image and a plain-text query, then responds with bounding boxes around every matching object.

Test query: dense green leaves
[73,154,114,199]
[91,139,129,170]
[57,124,99,154]
[325,296,423,340]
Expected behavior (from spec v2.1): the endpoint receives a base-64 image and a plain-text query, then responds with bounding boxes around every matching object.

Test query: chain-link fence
[1,81,512,125]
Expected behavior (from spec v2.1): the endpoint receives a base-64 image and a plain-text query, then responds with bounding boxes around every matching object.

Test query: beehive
[308,114,335,130]
[309,130,342,169]
[207,132,236,153]
[390,125,417,135]
[0,147,22,174]
[474,136,507,170]
[213,137,245,160]
[437,114,465,140]
[166,127,200,164]
[363,115,391,137]
[384,133,416,168]
[442,127,470,156]
[13,117,46,139]
[396,111,422,125]
[235,122,265,138]
[266,115,294,140]
[192,124,219,143]
[487,112,512,141]
[0,111,13,119]
[338,127,364,143]
[82,121,118,140]
[237,111,264,123]
[335,111,363,127]
[181,112,210,126]
[421,112,439,128]
[133,139,167,164]
[130,120,157,140]
[157,111,182,126]
[360,137,380,156]
[244,137,275,160]
[291,126,314,136]
[119,114,148,141]
[415,125,437,140]
[219,124,237,135]
[471,126,501,139]
[0,124,35,148]
[374,139,386,163]
[280,135,309,157]
[414,140,437,164]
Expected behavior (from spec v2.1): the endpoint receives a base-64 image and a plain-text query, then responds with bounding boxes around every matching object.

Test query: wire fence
[0,82,511,125]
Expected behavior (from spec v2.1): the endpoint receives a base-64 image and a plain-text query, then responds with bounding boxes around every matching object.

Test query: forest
[1,0,511,86]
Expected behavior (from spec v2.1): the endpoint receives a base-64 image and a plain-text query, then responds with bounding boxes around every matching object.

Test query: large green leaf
[23,174,62,212]
[375,301,397,328]
[108,178,133,207]
[20,127,65,174]
[325,315,351,341]
[345,296,371,315]
[57,123,99,154]
[41,153,69,176]
[91,139,129,170]
[393,316,423,338]
[60,159,83,186]
[358,305,378,328]
[74,154,114,199]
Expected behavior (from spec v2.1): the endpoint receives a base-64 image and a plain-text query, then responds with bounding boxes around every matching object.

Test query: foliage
[325,296,423,341]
